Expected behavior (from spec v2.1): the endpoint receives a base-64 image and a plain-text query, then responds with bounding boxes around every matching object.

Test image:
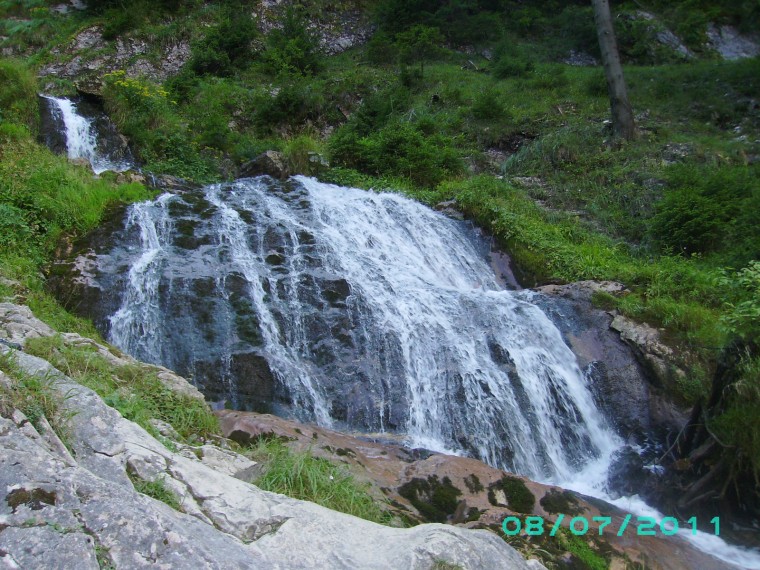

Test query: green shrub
[649,164,760,264]
[332,120,462,188]
[190,7,258,77]
[263,5,323,76]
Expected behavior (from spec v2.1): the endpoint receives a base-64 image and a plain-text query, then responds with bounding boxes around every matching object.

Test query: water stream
[40,95,133,174]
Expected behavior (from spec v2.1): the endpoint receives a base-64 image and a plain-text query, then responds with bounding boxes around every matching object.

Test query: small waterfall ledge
[39,94,133,174]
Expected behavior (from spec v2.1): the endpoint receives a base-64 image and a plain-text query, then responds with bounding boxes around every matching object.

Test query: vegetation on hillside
[1,0,759,535]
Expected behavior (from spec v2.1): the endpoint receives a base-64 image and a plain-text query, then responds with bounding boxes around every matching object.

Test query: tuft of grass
[128,473,182,511]
[246,436,396,525]
[0,351,72,449]
[25,335,219,444]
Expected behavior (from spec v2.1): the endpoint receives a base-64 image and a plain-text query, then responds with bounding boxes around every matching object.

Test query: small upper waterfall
[101,175,619,481]
[40,95,133,174]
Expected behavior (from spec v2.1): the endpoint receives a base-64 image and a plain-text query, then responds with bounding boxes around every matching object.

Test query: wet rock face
[51,178,413,426]
[532,281,688,441]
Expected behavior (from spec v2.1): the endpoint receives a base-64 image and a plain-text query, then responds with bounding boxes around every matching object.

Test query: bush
[254,81,325,134]
[102,71,217,181]
[331,120,462,188]
[649,164,760,264]
[263,5,323,76]
[190,7,258,77]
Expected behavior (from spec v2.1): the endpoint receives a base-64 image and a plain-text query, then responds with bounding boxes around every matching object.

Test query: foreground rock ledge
[0,345,541,570]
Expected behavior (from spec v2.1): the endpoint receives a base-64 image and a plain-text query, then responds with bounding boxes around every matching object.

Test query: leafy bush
[102,71,217,181]
[650,165,760,264]
[254,81,326,134]
[263,5,323,76]
[190,7,258,77]
[331,120,462,188]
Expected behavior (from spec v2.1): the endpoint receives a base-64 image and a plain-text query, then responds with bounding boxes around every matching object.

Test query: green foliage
[129,474,182,511]
[331,120,462,188]
[102,71,218,181]
[254,81,326,134]
[263,5,323,76]
[711,352,760,480]
[398,475,463,522]
[25,335,220,442]
[396,25,445,77]
[0,123,155,267]
[650,165,759,264]
[247,436,395,525]
[190,7,258,77]
[0,59,38,130]
[716,261,760,341]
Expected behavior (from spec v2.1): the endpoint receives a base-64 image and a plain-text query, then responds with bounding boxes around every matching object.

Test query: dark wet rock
[239,151,290,180]
[563,50,598,66]
[532,281,688,440]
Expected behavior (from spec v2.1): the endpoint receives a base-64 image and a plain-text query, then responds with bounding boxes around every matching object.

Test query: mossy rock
[487,475,535,513]
[539,489,584,515]
[398,475,463,523]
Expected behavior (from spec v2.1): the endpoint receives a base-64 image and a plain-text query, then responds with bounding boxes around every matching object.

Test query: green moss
[487,475,535,514]
[463,473,484,494]
[539,489,584,516]
[398,475,463,523]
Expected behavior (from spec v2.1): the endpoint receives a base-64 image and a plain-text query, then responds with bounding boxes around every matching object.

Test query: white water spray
[41,95,132,174]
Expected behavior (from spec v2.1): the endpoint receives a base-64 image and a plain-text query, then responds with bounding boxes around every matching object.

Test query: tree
[591,0,636,140]
[396,25,445,79]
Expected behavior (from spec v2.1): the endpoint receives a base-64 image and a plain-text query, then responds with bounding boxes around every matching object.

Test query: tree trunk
[591,0,636,140]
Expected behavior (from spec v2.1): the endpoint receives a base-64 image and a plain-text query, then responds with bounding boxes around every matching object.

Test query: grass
[0,350,72,449]
[25,335,219,444]
[246,436,397,525]
[128,473,182,511]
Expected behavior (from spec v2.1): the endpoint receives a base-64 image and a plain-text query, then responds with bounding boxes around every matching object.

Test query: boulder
[239,151,290,180]
[706,24,760,60]
[531,282,688,437]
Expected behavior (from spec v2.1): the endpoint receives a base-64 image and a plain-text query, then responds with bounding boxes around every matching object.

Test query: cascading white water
[41,95,132,174]
[102,175,760,568]
[107,175,617,480]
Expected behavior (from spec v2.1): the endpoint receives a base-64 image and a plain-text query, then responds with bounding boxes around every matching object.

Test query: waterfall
[80,174,760,567]
[40,95,133,174]
[104,175,618,481]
